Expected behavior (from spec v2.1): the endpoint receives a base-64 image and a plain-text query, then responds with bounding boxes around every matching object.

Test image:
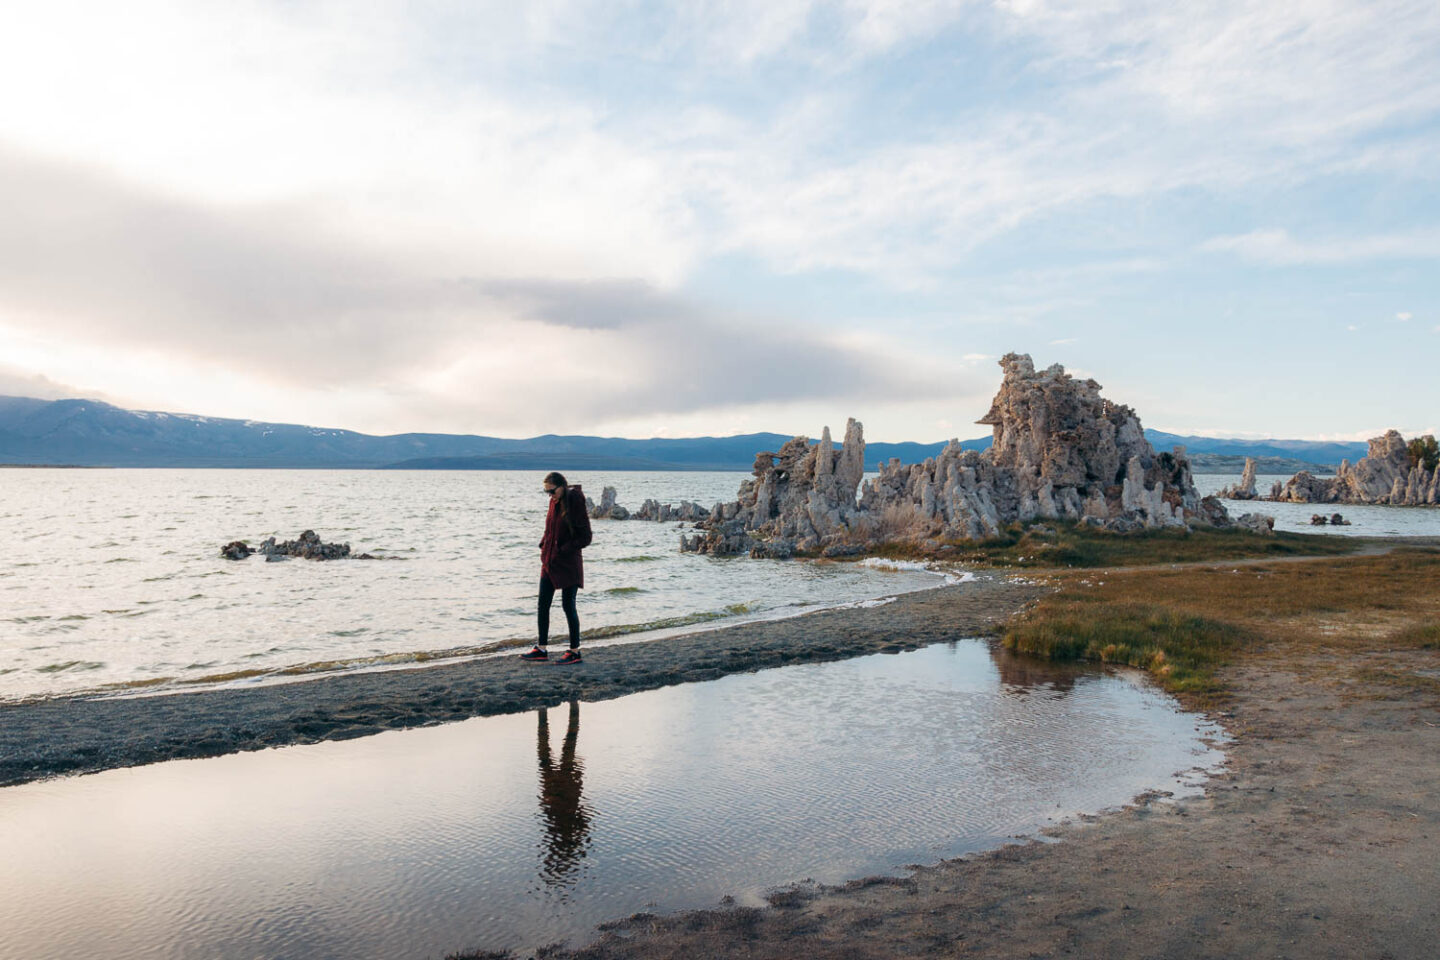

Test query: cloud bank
[0,1,1435,437]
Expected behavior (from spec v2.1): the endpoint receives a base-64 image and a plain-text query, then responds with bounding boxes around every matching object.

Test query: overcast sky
[1,1,1436,442]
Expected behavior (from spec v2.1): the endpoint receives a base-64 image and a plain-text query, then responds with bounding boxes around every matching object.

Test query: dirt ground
[546,620,1440,959]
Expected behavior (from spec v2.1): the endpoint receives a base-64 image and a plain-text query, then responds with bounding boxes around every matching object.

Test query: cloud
[0,146,979,432]
[0,365,99,402]
[1397,312,1413,321]
[1200,228,1440,265]
[3,1,1436,292]
[1049,337,1077,345]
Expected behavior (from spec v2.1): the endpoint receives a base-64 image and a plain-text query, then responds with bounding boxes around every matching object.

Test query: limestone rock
[254,530,352,560]
[1235,513,1276,535]
[1269,431,1439,505]
[220,531,362,560]
[632,499,711,522]
[220,541,252,560]
[588,485,708,522]
[1217,458,1259,500]
[681,354,1222,555]
[587,486,630,520]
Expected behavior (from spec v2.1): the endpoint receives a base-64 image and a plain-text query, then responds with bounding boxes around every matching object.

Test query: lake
[0,641,1225,959]
[0,469,940,701]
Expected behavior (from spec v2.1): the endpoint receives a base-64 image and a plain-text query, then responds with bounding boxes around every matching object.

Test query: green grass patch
[1003,600,1250,700]
[856,520,1362,569]
[955,522,1359,568]
[1391,622,1440,649]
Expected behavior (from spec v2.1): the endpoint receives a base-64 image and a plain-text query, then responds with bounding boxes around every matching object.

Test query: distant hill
[1182,454,1336,476]
[0,395,970,470]
[0,395,1368,472]
[1145,430,1367,468]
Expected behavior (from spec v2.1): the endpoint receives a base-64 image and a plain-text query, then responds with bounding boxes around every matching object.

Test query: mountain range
[0,395,1366,472]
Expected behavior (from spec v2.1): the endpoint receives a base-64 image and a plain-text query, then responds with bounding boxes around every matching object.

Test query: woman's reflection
[536,698,593,891]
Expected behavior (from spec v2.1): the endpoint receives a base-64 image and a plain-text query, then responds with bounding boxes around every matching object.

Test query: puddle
[0,642,1224,960]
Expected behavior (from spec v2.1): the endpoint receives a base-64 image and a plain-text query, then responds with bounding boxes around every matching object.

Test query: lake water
[0,469,942,702]
[1196,473,1440,537]
[0,642,1226,960]
[7,468,1437,702]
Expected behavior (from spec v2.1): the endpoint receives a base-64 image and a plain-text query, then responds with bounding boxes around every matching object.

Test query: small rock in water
[220,541,252,560]
[225,531,357,561]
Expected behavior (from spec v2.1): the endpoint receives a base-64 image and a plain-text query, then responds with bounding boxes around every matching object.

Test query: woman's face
[545,482,562,500]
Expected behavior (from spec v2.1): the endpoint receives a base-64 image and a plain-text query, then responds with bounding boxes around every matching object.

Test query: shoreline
[21,562,964,706]
[518,552,1440,960]
[545,648,1440,959]
[0,574,1044,788]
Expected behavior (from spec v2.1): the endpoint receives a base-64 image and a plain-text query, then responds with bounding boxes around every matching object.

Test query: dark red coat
[540,485,593,589]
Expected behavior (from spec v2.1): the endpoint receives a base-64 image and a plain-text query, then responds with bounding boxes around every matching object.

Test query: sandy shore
[0,574,1044,787]
[540,610,1440,959]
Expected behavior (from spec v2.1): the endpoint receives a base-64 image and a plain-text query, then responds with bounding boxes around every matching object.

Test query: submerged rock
[221,530,360,561]
[587,486,630,520]
[631,499,711,522]
[1269,431,1440,506]
[1235,513,1276,535]
[682,353,1228,556]
[220,541,252,560]
[587,485,710,522]
[1217,458,1259,500]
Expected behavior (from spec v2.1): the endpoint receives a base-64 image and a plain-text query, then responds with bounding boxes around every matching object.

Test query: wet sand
[0,575,1044,787]
[543,621,1440,959]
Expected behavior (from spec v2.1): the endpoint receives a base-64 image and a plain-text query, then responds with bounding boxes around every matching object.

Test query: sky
[0,1,1436,443]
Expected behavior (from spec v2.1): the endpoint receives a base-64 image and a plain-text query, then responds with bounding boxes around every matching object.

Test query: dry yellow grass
[1003,548,1440,705]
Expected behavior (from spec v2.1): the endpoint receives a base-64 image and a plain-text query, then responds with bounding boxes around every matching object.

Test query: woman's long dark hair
[545,471,571,528]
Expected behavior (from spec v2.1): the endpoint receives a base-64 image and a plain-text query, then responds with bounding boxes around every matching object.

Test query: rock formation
[587,486,630,520]
[1267,431,1439,505]
[220,540,251,560]
[1234,513,1275,535]
[221,530,371,561]
[631,499,711,522]
[586,486,710,522]
[1217,458,1259,500]
[682,353,1231,557]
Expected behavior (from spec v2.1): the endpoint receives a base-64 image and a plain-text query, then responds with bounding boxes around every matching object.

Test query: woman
[521,472,592,664]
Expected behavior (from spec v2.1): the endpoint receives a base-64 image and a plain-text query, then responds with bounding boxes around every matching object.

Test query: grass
[1005,602,1245,699]
[854,520,1360,569]
[1389,622,1440,649]
[1001,547,1440,705]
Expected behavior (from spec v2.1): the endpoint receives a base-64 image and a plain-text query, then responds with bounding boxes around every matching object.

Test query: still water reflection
[0,642,1224,960]
[535,700,593,895]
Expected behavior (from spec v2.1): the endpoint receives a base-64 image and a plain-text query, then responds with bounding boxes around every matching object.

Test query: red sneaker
[556,650,582,665]
[519,646,548,661]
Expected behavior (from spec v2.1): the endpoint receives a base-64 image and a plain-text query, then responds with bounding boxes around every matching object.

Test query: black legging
[538,572,580,649]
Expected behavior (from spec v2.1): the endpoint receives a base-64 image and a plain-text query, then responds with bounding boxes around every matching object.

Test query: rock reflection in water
[990,645,1079,694]
[535,700,593,893]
